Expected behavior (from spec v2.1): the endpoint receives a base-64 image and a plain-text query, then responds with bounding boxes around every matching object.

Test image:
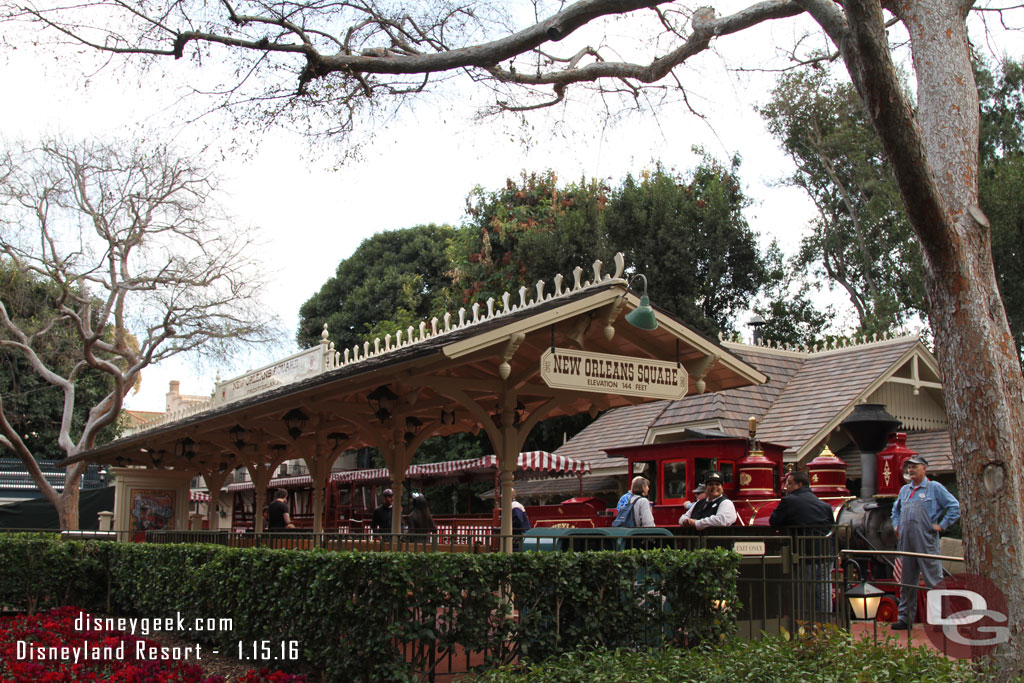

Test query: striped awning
[226,452,591,492]
[227,475,313,492]
[410,452,591,480]
[190,490,211,502]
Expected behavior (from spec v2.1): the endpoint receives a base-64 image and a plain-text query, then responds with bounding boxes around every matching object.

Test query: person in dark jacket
[371,488,394,534]
[770,471,834,528]
[770,471,835,613]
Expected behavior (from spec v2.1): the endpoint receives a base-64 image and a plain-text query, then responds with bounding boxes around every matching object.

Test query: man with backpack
[612,476,655,527]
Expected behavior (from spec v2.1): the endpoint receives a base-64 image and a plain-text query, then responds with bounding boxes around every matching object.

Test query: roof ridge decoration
[126,254,629,435]
[721,329,925,357]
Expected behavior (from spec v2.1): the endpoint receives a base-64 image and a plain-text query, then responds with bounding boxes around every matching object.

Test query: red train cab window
[661,460,688,503]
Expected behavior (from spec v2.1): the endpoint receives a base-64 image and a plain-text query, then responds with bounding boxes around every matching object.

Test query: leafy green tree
[760,59,1024,362]
[978,60,1024,364]
[604,158,767,339]
[759,69,925,335]
[451,159,768,340]
[297,224,455,350]
[449,172,611,306]
[751,243,834,348]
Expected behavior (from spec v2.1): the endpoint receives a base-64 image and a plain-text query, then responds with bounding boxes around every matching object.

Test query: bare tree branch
[0,136,283,528]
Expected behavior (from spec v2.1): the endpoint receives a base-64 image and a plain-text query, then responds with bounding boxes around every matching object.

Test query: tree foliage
[978,59,1024,364]
[450,171,610,307]
[0,138,280,528]
[297,224,454,351]
[451,159,768,340]
[759,59,1024,359]
[759,69,924,335]
[604,157,766,338]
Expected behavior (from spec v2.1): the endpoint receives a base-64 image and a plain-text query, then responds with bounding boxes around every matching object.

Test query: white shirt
[679,496,737,530]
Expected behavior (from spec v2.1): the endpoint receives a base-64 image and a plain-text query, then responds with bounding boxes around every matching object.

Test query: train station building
[59,255,769,544]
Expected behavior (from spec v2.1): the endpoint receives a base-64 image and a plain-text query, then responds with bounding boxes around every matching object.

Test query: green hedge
[0,534,738,682]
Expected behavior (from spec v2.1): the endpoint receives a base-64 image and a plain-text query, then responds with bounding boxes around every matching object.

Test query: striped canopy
[190,490,211,502]
[227,451,590,491]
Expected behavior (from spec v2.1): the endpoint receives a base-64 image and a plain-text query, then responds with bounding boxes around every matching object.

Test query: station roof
[61,259,767,476]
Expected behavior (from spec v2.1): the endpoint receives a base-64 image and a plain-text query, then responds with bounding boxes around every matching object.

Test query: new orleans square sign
[540,347,688,400]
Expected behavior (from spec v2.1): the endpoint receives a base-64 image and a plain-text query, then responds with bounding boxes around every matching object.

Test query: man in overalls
[890,455,960,630]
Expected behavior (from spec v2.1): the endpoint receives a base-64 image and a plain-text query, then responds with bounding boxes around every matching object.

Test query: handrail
[839,548,964,563]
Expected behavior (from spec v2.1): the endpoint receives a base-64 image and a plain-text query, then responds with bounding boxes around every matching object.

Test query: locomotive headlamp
[625,274,658,330]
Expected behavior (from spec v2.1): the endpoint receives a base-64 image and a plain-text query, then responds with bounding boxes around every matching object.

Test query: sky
[4,2,998,413]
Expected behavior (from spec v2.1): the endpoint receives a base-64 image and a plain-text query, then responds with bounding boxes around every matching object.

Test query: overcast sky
[5,4,1007,412]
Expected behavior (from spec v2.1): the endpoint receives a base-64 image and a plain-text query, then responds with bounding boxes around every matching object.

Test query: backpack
[611,495,639,528]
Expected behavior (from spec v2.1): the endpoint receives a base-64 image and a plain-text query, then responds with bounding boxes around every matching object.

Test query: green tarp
[0,486,115,529]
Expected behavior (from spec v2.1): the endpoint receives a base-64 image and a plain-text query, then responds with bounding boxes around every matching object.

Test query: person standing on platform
[371,488,394,534]
[683,484,706,511]
[770,471,836,614]
[890,455,960,630]
[406,493,437,534]
[267,488,295,530]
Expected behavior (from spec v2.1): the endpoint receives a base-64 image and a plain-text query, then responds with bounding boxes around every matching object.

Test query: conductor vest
[690,495,728,521]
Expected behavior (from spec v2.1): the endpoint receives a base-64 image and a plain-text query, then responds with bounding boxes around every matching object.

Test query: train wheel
[875,596,899,623]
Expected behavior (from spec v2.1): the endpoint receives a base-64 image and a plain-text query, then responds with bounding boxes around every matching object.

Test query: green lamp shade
[625,295,658,330]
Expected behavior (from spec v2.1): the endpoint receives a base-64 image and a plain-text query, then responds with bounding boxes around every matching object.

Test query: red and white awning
[190,490,211,502]
[331,468,392,485]
[226,452,590,492]
[409,451,591,480]
[226,475,313,492]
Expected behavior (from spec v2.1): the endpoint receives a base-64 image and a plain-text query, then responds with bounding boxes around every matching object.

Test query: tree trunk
[843,0,1024,672]
[59,481,79,531]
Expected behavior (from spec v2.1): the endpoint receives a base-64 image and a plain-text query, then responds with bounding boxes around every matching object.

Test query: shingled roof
[753,336,923,458]
[511,334,952,502]
[650,345,804,438]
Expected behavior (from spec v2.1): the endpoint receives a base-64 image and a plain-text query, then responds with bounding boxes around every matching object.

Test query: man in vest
[890,455,960,630]
[679,472,736,529]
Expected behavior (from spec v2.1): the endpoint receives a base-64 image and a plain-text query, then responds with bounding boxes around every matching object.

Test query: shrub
[468,625,1001,682]
[0,534,739,683]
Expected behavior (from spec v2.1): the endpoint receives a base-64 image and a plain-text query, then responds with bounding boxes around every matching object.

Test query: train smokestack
[839,404,901,499]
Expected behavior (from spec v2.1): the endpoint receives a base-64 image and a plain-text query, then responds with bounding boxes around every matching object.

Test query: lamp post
[844,558,884,642]
[846,580,884,621]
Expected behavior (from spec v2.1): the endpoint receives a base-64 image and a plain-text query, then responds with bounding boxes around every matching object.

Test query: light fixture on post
[846,580,884,620]
[327,432,349,452]
[404,417,422,443]
[174,438,195,462]
[367,385,398,423]
[228,424,246,449]
[282,408,308,440]
[625,274,658,330]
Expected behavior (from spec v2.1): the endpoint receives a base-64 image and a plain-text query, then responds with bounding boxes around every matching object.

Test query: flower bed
[0,606,305,683]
